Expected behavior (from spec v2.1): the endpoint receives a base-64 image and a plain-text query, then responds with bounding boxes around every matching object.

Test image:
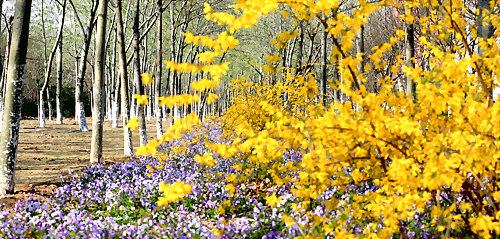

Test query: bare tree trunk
[357,25,365,77]
[75,0,98,132]
[47,86,52,121]
[320,19,328,106]
[405,21,415,100]
[39,1,65,127]
[56,40,63,123]
[0,0,3,80]
[168,2,176,126]
[0,0,31,195]
[56,0,66,124]
[155,0,163,138]
[115,0,133,155]
[0,16,13,132]
[477,0,494,51]
[90,0,108,163]
[477,0,496,101]
[73,18,79,120]
[111,27,120,128]
[133,0,147,146]
[295,21,304,75]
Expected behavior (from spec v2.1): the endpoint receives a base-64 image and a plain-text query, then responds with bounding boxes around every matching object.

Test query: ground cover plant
[0,122,307,238]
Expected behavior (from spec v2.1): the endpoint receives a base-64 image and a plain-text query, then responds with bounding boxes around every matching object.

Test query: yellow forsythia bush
[134,0,500,237]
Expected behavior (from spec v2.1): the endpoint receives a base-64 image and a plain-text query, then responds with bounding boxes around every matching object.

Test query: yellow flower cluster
[271,30,298,49]
[140,0,500,237]
[125,116,138,130]
[206,93,219,105]
[134,113,200,157]
[195,153,216,167]
[157,181,193,207]
[133,94,149,105]
[136,140,158,156]
[184,32,239,55]
[265,54,280,64]
[190,78,220,91]
[140,73,152,85]
[265,193,282,207]
[158,94,200,108]
[165,61,230,81]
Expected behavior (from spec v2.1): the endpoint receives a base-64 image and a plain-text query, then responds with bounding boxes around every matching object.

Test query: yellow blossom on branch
[195,153,216,167]
[265,193,282,207]
[225,183,235,196]
[206,93,219,105]
[140,73,153,85]
[125,116,138,130]
[157,181,193,207]
[133,94,149,105]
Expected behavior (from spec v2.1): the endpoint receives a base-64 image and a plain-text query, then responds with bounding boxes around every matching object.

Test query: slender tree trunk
[115,0,133,155]
[90,0,108,163]
[75,1,97,132]
[477,0,496,101]
[477,0,493,51]
[0,0,3,80]
[47,86,52,120]
[357,25,365,77]
[133,0,147,146]
[112,72,120,127]
[73,19,79,120]
[295,21,304,75]
[405,21,415,99]
[55,0,65,125]
[168,2,176,126]
[1,16,13,86]
[111,27,119,128]
[39,2,65,127]
[0,0,31,195]
[0,18,13,132]
[155,0,163,138]
[320,20,328,106]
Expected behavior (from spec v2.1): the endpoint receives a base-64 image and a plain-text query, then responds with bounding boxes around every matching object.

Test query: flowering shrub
[134,0,500,238]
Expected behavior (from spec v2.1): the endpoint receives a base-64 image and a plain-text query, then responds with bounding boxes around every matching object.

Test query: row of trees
[0,0,229,195]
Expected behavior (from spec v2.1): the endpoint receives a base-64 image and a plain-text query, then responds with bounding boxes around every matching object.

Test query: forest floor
[0,117,168,209]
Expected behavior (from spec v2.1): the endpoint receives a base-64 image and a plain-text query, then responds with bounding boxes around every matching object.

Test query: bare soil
[0,117,168,209]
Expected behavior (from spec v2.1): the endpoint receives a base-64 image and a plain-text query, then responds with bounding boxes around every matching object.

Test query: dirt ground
[0,117,168,209]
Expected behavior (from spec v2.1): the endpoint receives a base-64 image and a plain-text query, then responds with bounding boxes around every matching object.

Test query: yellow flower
[282,214,295,228]
[206,93,219,104]
[266,54,280,63]
[125,116,139,130]
[195,153,216,167]
[133,94,149,105]
[157,181,192,207]
[265,193,282,207]
[225,183,235,196]
[141,73,153,85]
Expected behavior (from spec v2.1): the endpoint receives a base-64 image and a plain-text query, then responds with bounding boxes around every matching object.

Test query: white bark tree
[73,0,98,132]
[55,0,67,125]
[0,0,32,195]
[39,0,65,128]
[155,0,163,138]
[114,0,133,155]
[90,0,108,163]
[132,0,147,146]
